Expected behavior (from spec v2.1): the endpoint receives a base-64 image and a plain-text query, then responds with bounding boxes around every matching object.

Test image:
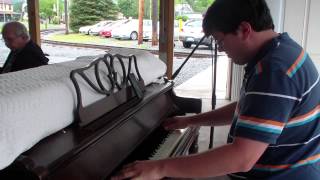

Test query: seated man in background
[0,21,48,74]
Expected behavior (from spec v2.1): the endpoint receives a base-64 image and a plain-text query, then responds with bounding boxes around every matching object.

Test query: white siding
[283,0,307,45]
[282,0,320,70]
[306,0,320,70]
[266,0,285,33]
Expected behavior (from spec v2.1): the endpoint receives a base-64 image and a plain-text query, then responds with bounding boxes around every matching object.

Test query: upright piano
[0,52,202,180]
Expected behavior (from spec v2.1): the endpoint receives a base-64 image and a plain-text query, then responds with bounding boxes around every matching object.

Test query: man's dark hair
[203,0,274,35]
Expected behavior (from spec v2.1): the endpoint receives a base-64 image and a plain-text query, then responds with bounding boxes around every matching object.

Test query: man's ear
[237,21,252,40]
[21,35,29,41]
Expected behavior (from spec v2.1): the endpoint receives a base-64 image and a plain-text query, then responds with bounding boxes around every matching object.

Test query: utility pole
[138,0,144,45]
[2,0,5,22]
[151,0,158,46]
[149,0,151,19]
[57,0,60,23]
[64,0,69,34]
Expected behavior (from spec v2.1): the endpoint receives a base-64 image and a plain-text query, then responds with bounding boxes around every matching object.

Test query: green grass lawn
[0,20,154,50]
[49,33,109,45]
[0,21,154,49]
[48,33,153,49]
[40,23,65,30]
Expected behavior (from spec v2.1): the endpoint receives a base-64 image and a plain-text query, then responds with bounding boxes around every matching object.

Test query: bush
[52,16,60,24]
[176,15,189,22]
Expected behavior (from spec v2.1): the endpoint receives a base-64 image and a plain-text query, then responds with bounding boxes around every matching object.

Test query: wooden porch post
[159,0,174,79]
[27,0,41,46]
[138,0,144,45]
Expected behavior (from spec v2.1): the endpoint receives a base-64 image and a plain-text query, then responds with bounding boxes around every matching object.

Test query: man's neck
[12,40,30,52]
[249,30,279,60]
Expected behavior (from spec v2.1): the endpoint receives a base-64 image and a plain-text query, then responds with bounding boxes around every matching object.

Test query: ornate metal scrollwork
[70,53,145,127]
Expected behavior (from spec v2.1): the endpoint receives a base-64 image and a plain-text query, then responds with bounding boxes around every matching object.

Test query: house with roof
[0,0,19,22]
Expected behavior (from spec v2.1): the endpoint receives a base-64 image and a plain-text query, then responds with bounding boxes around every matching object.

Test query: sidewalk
[174,55,232,152]
[174,55,230,100]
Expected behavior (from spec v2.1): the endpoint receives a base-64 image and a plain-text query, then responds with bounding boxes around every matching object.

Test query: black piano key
[107,126,170,177]
[128,126,170,161]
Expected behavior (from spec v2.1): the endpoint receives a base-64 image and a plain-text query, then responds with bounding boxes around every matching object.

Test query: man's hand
[162,116,190,130]
[111,160,164,180]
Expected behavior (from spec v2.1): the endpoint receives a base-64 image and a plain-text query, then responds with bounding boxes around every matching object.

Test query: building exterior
[175,3,193,16]
[0,0,19,22]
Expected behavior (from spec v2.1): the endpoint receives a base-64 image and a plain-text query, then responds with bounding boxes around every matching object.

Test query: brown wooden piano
[0,54,201,180]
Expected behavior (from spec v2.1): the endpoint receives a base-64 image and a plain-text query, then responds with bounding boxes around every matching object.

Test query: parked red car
[100,30,112,38]
[99,20,129,38]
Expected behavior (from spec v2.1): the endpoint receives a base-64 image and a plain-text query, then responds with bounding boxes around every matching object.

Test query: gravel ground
[173,56,212,86]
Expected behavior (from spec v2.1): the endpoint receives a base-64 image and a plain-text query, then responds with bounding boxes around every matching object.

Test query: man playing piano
[112,0,320,179]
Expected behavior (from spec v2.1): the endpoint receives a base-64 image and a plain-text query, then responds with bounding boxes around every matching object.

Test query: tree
[13,0,24,13]
[175,0,215,13]
[70,0,118,32]
[12,0,24,20]
[193,0,215,13]
[117,0,138,19]
[39,0,65,23]
[39,0,55,23]
[99,0,119,20]
[117,0,154,19]
[64,0,69,34]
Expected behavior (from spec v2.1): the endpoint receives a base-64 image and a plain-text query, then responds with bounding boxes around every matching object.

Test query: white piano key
[150,129,187,160]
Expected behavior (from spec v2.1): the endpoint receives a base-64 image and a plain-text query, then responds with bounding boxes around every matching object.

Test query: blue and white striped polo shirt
[228,33,320,180]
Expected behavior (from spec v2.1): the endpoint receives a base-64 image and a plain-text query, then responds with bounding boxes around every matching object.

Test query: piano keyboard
[107,126,198,179]
[150,129,187,160]
[109,126,195,178]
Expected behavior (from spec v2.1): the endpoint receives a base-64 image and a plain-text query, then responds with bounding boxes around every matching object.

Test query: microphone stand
[172,36,207,80]
[209,40,218,149]
[172,36,217,150]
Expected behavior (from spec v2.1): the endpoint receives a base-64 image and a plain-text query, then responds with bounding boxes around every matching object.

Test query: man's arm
[112,137,268,179]
[160,137,268,178]
[187,101,237,126]
[164,102,237,130]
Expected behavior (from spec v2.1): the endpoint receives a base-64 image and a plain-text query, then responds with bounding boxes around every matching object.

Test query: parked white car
[179,19,212,48]
[89,21,114,35]
[79,25,93,34]
[99,19,131,38]
[143,20,180,41]
[112,19,152,40]
[79,21,110,35]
